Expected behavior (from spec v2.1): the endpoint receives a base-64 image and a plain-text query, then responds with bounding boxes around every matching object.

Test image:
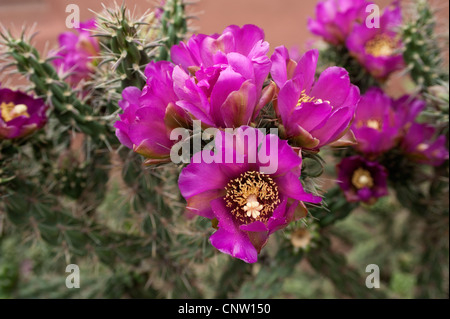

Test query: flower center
[224,171,280,224]
[366,119,382,130]
[365,34,396,57]
[290,228,312,249]
[356,118,382,131]
[297,90,331,107]
[0,102,30,122]
[77,33,99,57]
[416,143,429,152]
[351,168,374,189]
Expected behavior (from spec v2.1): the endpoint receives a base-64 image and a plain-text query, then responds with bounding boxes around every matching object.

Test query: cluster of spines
[401,0,449,89]
[93,3,161,90]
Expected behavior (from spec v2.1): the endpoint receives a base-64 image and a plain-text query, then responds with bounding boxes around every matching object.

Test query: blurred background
[0,0,404,54]
[1,0,447,92]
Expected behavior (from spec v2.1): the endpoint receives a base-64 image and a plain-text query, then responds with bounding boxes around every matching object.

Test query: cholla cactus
[0,0,448,300]
[401,0,449,133]
[93,3,161,90]
[0,1,216,299]
[401,0,449,89]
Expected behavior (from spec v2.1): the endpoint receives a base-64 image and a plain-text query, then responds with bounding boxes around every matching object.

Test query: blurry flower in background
[178,126,321,263]
[155,0,166,20]
[351,87,402,156]
[271,48,360,150]
[290,227,314,251]
[351,87,448,165]
[114,61,190,164]
[400,122,449,166]
[0,87,48,140]
[392,94,426,131]
[308,0,371,46]
[170,24,275,128]
[346,2,404,80]
[50,19,100,86]
[337,155,388,204]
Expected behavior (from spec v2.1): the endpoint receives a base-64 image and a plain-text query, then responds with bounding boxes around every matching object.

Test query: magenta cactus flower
[400,123,449,166]
[346,2,405,80]
[270,47,360,150]
[114,61,190,164]
[171,64,275,129]
[351,87,402,156]
[170,24,275,128]
[171,24,271,89]
[178,126,322,263]
[51,19,100,86]
[308,0,371,46]
[337,155,388,204]
[0,87,48,139]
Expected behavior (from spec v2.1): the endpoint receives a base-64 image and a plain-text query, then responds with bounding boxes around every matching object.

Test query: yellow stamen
[416,143,429,152]
[366,119,382,130]
[356,118,382,131]
[351,168,374,189]
[365,34,396,57]
[297,90,331,107]
[1,102,30,122]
